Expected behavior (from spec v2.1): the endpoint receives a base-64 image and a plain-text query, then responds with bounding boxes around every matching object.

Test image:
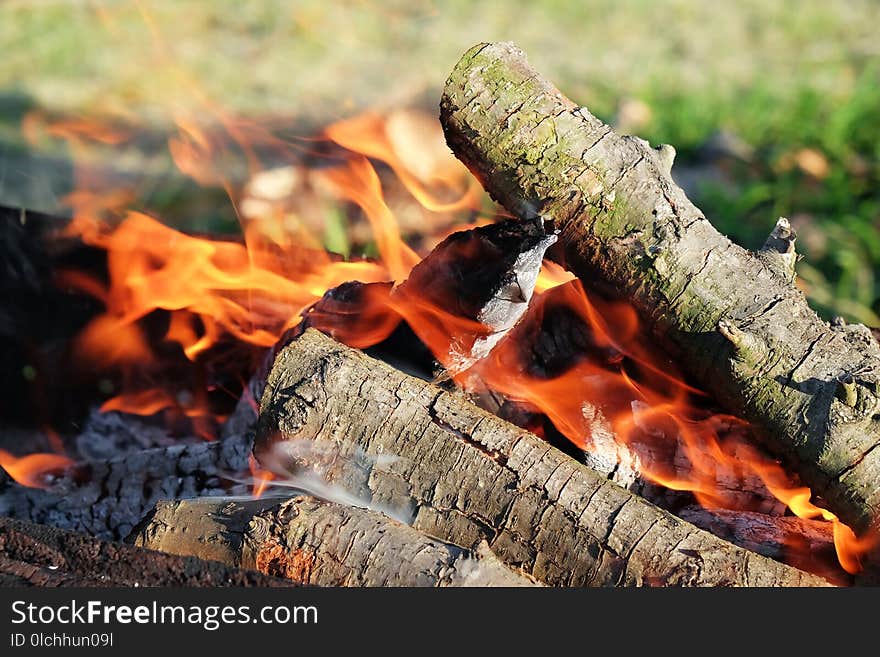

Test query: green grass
[0,0,878,321]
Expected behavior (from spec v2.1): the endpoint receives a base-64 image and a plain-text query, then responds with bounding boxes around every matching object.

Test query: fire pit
[1,42,876,588]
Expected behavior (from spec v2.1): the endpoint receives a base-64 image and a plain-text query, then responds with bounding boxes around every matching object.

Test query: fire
[249,454,275,499]
[535,261,576,294]
[0,449,74,490]
[317,155,421,282]
[30,100,876,574]
[325,110,482,214]
[57,207,391,438]
[14,7,873,576]
[755,469,877,574]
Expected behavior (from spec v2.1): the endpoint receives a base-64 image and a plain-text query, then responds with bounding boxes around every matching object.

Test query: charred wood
[0,516,289,587]
[0,431,251,541]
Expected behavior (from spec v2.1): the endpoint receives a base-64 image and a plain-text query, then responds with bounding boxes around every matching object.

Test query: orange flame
[325,111,482,214]
[317,155,421,282]
[535,261,576,294]
[249,453,275,499]
[0,449,74,489]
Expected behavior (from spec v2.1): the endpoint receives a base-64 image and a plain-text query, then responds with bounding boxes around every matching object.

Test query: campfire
[2,41,877,587]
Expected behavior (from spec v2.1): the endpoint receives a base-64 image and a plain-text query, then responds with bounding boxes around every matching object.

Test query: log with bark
[676,506,844,585]
[132,496,538,587]
[308,222,840,578]
[253,329,829,586]
[0,516,289,587]
[439,42,880,537]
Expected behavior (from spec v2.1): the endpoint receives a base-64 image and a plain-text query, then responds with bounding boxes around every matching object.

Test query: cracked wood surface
[254,330,829,586]
[132,496,537,587]
[439,42,880,535]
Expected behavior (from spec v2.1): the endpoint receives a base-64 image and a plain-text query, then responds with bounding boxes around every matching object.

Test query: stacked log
[251,329,828,586]
[440,42,880,537]
[132,496,538,587]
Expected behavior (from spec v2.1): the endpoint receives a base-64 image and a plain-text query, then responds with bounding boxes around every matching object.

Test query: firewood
[132,496,538,587]
[0,432,251,541]
[481,281,789,515]
[128,497,276,566]
[0,516,289,587]
[298,275,828,575]
[439,42,880,537]
[474,358,845,579]
[675,506,846,585]
[392,216,557,372]
[253,329,829,586]
[283,216,558,380]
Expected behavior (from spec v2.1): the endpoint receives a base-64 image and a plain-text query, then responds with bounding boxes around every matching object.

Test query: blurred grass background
[0,0,878,323]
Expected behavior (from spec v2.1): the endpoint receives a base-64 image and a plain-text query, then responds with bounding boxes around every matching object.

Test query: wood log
[253,329,829,586]
[675,506,846,585]
[132,496,538,587]
[292,279,838,578]
[439,42,880,536]
[128,497,277,566]
[0,516,289,587]
[0,432,251,541]
[391,216,556,372]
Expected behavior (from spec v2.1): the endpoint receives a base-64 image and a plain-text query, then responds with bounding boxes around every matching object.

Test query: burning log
[392,216,557,372]
[479,280,791,515]
[439,42,880,537]
[675,506,845,585]
[229,215,560,439]
[132,496,538,587]
[300,216,558,373]
[253,329,829,586]
[0,516,288,587]
[0,432,251,541]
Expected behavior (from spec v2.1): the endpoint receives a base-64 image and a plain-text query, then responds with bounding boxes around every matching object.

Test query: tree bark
[253,329,829,586]
[133,496,538,587]
[0,516,289,587]
[439,42,880,536]
[675,506,845,585]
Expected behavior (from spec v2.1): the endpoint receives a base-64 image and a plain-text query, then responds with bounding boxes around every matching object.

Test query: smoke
[242,438,413,524]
